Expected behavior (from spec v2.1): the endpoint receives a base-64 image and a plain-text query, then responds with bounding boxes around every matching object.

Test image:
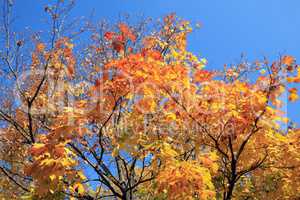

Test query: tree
[0,1,300,199]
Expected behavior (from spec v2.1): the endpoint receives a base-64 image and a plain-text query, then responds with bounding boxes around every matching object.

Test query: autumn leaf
[36,43,45,53]
[282,55,295,66]
[73,183,85,195]
[288,87,298,102]
[104,31,115,40]
[118,23,136,42]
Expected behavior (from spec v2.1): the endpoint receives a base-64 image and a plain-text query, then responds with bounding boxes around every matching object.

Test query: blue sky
[15,0,300,66]
[14,0,300,124]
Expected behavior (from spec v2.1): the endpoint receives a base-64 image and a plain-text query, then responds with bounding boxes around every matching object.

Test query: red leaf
[104,32,115,40]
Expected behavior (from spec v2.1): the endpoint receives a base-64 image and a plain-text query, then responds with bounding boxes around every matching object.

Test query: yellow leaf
[73,183,85,195]
[260,69,266,74]
[289,93,298,102]
[165,112,176,122]
[288,88,298,102]
[49,174,56,181]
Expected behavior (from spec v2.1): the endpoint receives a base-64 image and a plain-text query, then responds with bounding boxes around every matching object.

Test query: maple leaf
[104,31,115,40]
[194,70,214,82]
[118,23,136,42]
[73,183,85,195]
[36,43,45,53]
[288,88,298,102]
[282,55,295,66]
[282,56,295,66]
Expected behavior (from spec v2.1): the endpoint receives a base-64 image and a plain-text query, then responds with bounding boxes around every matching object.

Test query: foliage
[0,1,300,200]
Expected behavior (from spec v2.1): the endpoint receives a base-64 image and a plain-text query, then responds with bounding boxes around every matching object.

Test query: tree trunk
[224,180,235,200]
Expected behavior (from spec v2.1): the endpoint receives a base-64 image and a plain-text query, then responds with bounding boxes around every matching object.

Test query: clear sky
[13,0,300,124]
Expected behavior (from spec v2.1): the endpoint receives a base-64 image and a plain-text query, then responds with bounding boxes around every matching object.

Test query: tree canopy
[0,1,300,200]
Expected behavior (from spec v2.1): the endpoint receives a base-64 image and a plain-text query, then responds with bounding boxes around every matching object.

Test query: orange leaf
[118,23,136,42]
[30,143,47,156]
[36,43,45,53]
[282,55,295,66]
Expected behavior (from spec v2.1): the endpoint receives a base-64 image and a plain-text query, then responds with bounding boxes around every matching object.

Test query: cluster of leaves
[0,1,300,200]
